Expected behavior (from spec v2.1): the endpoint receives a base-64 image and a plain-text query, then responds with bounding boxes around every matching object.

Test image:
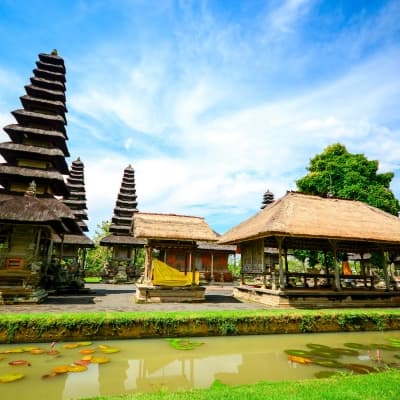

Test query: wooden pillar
[190,251,196,285]
[261,239,266,288]
[34,227,42,259]
[276,237,285,290]
[210,253,214,283]
[330,240,341,291]
[240,246,245,285]
[382,250,391,291]
[284,246,289,286]
[144,245,152,283]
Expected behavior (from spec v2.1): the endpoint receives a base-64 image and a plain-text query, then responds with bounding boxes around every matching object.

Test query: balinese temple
[0,51,82,303]
[260,189,274,209]
[51,157,94,292]
[100,165,145,282]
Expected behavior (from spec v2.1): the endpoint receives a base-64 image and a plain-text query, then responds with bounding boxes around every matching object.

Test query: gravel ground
[0,283,267,313]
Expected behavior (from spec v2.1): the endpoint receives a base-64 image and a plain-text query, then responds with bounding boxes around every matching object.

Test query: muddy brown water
[0,331,399,399]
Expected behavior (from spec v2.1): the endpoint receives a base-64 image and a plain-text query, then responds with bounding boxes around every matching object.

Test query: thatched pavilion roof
[52,233,94,247]
[0,193,81,234]
[100,233,145,247]
[133,212,219,242]
[219,191,400,252]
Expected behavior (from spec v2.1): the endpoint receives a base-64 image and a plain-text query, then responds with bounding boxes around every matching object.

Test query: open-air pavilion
[219,191,400,308]
[132,212,219,302]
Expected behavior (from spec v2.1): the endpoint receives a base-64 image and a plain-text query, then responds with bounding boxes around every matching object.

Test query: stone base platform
[135,284,206,303]
[234,285,400,308]
[0,288,48,304]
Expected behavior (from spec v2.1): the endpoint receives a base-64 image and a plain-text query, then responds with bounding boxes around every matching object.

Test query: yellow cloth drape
[152,259,199,286]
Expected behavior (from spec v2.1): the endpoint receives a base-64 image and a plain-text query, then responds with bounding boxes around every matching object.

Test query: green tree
[295,143,400,269]
[85,221,111,276]
[296,143,400,215]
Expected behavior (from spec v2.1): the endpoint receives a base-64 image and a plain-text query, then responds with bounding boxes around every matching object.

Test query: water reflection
[0,331,399,400]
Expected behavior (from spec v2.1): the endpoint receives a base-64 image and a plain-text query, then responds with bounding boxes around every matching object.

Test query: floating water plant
[66,364,88,372]
[8,360,31,366]
[345,363,378,374]
[314,370,343,379]
[79,348,96,354]
[0,372,25,383]
[284,349,311,357]
[100,347,120,354]
[312,359,346,368]
[90,356,110,364]
[343,342,372,350]
[166,338,204,350]
[288,355,312,364]
[332,347,359,356]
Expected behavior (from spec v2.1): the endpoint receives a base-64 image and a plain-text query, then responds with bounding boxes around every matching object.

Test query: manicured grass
[84,277,102,283]
[1,308,400,343]
[82,370,400,400]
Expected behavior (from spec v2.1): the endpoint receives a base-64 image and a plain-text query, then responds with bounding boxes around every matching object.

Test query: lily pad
[90,356,110,364]
[166,338,204,350]
[306,343,332,350]
[314,370,343,379]
[3,348,25,354]
[332,347,359,356]
[346,363,378,374]
[52,365,70,374]
[284,349,311,357]
[312,359,346,368]
[79,349,96,355]
[63,343,79,349]
[308,349,340,359]
[8,360,31,366]
[77,341,92,347]
[288,355,312,364]
[100,347,120,354]
[0,373,25,383]
[343,342,372,350]
[67,364,88,372]
[30,349,45,355]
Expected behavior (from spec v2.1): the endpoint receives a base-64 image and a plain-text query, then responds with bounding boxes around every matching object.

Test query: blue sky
[1,0,400,237]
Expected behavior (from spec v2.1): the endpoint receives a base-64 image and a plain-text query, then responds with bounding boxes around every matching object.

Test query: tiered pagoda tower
[0,50,70,197]
[109,164,138,235]
[100,165,144,282]
[63,157,89,232]
[261,189,274,209]
[0,51,85,303]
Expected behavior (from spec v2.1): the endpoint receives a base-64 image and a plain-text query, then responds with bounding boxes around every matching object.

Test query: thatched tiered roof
[219,191,400,252]
[109,164,138,235]
[63,158,89,232]
[0,52,70,197]
[133,212,219,242]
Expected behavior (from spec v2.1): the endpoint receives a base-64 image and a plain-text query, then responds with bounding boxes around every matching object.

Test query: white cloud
[268,0,313,34]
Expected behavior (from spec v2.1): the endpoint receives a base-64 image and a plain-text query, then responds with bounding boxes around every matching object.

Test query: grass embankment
[2,309,400,399]
[1,308,400,343]
[83,370,400,400]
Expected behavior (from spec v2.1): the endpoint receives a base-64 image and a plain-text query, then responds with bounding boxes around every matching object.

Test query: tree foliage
[85,220,111,276]
[296,143,400,216]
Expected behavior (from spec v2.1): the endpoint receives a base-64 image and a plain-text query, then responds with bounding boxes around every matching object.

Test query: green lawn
[83,370,400,400]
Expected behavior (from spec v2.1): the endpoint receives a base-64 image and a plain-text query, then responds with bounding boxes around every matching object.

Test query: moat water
[0,331,399,399]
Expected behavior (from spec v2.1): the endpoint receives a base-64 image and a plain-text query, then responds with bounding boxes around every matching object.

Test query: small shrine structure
[219,191,400,308]
[132,212,219,302]
[100,165,144,282]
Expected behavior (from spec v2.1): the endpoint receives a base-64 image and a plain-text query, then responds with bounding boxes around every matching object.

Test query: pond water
[1,331,400,399]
